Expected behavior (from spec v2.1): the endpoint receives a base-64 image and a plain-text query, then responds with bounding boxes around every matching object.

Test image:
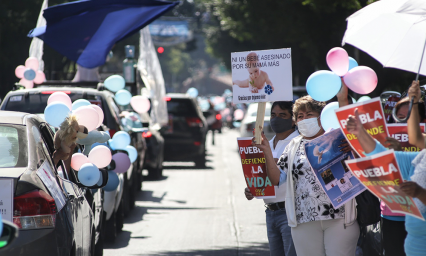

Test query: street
[104,129,270,256]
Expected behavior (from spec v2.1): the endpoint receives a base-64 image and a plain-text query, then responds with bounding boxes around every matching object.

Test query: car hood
[0,167,27,178]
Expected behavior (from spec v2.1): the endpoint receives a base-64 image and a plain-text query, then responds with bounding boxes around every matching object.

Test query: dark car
[0,112,93,256]
[121,111,165,180]
[0,86,144,242]
[161,94,208,167]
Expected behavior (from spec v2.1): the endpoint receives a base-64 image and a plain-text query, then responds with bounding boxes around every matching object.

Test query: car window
[167,99,197,116]
[0,125,27,168]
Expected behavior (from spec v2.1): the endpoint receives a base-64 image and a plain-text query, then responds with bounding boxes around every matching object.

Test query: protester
[253,96,359,256]
[406,81,426,149]
[245,101,298,256]
[345,82,426,256]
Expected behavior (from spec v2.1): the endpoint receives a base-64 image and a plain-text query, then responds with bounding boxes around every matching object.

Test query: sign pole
[254,102,266,143]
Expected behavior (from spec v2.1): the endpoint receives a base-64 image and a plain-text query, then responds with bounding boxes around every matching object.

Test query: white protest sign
[0,178,13,222]
[231,48,293,104]
[36,162,66,212]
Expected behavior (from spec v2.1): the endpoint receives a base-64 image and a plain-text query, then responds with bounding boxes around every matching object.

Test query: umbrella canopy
[342,0,426,77]
[28,0,178,68]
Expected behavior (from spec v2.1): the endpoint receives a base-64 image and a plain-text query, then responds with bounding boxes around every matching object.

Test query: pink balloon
[343,66,378,95]
[15,65,25,78]
[33,70,46,84]
[25,57,39,71]
[90,105,104,128]
[48,92,72,110]
[71,153,90,170]
[74,106,99,131]
[88,145,111,168]
[112,152,131,174]
[234,109,244,120]
[326,47,349,77]
[19,79,33,89]
[130,96,150,113]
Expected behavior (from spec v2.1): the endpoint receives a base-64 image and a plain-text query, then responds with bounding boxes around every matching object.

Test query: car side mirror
[0,220,19,250]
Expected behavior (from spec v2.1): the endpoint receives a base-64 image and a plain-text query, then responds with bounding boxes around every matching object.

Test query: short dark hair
[271,101,293,116]
[395,97,426,120]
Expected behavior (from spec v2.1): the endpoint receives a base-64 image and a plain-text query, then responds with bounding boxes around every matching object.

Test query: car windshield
[4,92,102,113]
[0,125,27,168]
[167,99,197,116]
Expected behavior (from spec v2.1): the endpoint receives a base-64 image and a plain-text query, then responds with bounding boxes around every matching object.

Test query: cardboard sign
[0,178,13,222]
[335,97,389,157]
[237,137,275,199]
[383,95,401,122]
[36,162,66,212]
[231,48,292,103]
[388,123,425,152]
[304,129,365,208]
[345,150,424,220]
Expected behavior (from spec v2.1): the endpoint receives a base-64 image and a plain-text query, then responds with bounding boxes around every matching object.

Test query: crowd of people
[244,80,426,256]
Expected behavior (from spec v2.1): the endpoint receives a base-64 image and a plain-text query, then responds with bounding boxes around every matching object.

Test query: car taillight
[41,91,71,94]
[164,97,171,101]
[109,129,117,138]
[142,131,152,138]
[13,190,56,229]
[216,114,222,120]
[194,141,201,146]
[186,117,203,127]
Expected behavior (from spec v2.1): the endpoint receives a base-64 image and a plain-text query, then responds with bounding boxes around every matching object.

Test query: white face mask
[297,117,321,137]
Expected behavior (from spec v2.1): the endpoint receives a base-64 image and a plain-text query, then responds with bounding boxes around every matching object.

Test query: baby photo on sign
[231,48,292,104]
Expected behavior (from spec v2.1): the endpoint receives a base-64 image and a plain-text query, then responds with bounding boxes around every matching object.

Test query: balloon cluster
[306,47,378,101]
[15,57,46,89]
[71,146,111,187]
[108,131,137,163]
[44,92,104,129]
[104,75,151,113]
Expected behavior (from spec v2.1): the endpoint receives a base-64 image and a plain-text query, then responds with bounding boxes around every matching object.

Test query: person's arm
[407,80,425,149]
[346,108,377,154]
[398,181,426,206]
[252,132,281,185]
[385,137,402,151]
[337,78,349,107]
[233,79,249,88]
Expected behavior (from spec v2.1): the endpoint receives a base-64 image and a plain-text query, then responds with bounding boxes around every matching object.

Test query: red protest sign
[345,150,424,220]
[388,124,425,152]
[383,95,401,122]
[237,137,275,198]
[335,97,389,157]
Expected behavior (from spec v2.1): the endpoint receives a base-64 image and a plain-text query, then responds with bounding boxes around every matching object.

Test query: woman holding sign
[346,93,426,256]
[253,96,359,256]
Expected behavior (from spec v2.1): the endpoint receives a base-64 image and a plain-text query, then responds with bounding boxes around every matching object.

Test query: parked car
[0,111,94,255]
[0,86,140,243]
[121,111,164,180]
[161,94,208,167]
[0,220,19,251]
[239,102,274,140]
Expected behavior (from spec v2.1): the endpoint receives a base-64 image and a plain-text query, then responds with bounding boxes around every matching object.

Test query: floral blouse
[277,139,345,224]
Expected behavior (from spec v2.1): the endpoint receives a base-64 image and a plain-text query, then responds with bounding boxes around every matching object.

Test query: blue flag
[28,0,178,68]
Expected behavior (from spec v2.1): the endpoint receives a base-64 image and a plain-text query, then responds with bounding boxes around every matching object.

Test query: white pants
[291,218,359,256]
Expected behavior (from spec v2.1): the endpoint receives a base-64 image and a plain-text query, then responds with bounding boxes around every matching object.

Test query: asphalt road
[103,128,270,256]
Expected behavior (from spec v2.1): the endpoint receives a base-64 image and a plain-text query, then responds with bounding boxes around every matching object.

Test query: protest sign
[335,97,389,157]
[388,123,425,152]
[345,150,424,220]
[237,137,275,199]
[383,94,401,122]
[0,178,13,222]
[231,48,292,104]
[304,129,366,209]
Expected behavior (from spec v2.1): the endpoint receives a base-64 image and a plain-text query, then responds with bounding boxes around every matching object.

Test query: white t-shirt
[264,130,299,204]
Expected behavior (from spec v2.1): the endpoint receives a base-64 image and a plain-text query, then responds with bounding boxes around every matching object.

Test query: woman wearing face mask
[245,101,299,256]
[253,96,359,256]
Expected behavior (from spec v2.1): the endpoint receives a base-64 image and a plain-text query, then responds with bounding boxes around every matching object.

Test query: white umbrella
[342,0,426,79]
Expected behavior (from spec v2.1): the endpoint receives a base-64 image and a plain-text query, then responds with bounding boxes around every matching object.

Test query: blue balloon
[96,172,103,186]
[348,57,358,71]
[114,89,132,106]
[107,139,116,150]
[24,68,36,80]
[44,102,71,127]
[187,87,198,98]
[104,75,125,92]
[358,96,371,102]
[306,70,341,101]
[125,145,137,163]
[72,99,91,110]
[104,171,119,192]
[112,131,131,150]
[78,163,100,187]
[320,102,340,131]
[214,102,226,111]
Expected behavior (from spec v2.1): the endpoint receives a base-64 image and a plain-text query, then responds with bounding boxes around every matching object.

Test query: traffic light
[157,47,164,54]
